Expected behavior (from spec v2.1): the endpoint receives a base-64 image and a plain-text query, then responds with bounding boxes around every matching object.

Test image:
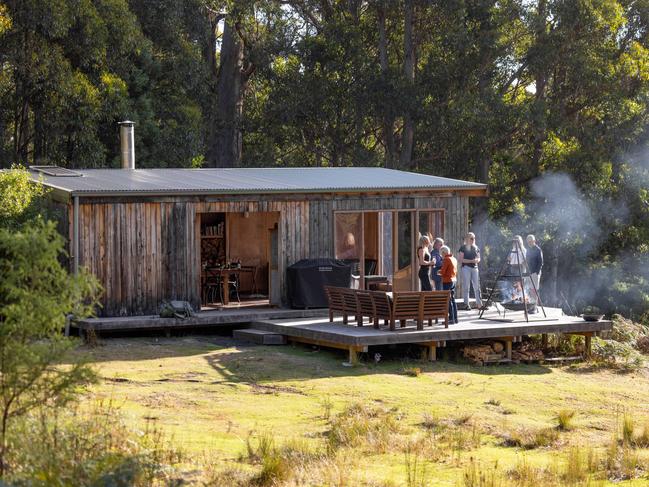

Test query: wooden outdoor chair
[340,287,361,325]
[422,291,451,329]
[392,292,424,330]
[324,286,346,323]
[355,290,376,328]
[369,291,392,329]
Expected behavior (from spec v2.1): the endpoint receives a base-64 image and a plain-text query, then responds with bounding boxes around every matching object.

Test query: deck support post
[505,340,512,360]
[419,341,437,361]
[565,332,594,359]
[348,347,359,365]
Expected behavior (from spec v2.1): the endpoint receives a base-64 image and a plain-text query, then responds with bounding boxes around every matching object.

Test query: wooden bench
[355,290,376,328]
[325,287,451,331]
[324,286,347,323]
[422,291,450,329]
[340,287,361,325]
[370,290,392,329]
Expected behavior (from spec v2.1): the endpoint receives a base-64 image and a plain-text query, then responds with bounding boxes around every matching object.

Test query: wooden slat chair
[355,290,376,328]
[340,287,361,325]
[391,292,423,331]
[370,291,392,329]
[422,291,451,329]
[324,286,346,323]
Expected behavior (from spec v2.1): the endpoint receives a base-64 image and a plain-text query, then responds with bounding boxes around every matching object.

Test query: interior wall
[227,211,280,294]
[363,212,378,261]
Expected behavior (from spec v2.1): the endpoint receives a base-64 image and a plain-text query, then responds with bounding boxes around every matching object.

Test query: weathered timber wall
[73,194,469,316]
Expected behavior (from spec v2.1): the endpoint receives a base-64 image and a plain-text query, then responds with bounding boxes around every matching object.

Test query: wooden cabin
[30,166,487,316]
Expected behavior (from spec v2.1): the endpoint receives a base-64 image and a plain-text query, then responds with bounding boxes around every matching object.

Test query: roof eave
[67,185,488,198]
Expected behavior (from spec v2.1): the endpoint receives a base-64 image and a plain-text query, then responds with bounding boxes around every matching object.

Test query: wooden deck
[74,306,329,333]
[252,306,612,364]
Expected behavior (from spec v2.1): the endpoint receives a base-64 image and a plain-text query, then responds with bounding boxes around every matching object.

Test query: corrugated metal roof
[29,167,487,197]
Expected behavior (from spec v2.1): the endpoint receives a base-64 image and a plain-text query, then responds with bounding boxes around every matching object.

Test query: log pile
[511,342,544,362]
[462,343,505,366]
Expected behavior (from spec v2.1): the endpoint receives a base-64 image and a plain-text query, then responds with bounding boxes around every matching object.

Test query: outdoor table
[202,267,249,306]
[364,275,389,290]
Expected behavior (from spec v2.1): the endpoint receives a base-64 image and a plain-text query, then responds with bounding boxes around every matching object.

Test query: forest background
[1,0,649,319]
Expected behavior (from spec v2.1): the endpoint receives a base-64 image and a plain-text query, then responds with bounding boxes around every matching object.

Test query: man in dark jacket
[526,235,543,301]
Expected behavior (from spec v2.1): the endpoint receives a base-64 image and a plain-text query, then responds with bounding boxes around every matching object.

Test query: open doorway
[200,211,280,309]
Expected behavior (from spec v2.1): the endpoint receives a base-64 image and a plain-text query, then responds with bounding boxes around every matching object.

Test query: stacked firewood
[461,343,505,365]
[512,341,544,362]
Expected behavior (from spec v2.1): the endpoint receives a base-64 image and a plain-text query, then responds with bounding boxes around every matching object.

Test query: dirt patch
[249,383,306,395]
[140,391,199,409]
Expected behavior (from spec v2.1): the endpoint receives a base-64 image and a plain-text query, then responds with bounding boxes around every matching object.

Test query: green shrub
[7,402,183,486]
[592,338,645,370]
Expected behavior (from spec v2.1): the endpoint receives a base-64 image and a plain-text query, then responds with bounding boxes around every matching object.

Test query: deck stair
[233,328,287,345]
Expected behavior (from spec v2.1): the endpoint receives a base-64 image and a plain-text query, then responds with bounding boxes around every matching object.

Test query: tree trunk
[206,16,245,168]
[377,2,396,168]
[33,104,45,164]
[530,0,548,177]
[399,0,415,168]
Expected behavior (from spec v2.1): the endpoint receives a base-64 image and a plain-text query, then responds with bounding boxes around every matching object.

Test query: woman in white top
[507,235,527,274]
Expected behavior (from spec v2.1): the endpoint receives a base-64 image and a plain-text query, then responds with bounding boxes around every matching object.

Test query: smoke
[472,166,649,319]
[529,173,593,242]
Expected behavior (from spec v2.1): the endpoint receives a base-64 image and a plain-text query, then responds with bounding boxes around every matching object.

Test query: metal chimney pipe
[118,121,135,169]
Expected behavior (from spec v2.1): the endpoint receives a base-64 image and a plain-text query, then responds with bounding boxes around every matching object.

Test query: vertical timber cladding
[76,200,200,316]
[76,198,311,316]
[75,193,466,316]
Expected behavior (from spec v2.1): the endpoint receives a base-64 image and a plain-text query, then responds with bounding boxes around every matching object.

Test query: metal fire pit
[501,302,537,313]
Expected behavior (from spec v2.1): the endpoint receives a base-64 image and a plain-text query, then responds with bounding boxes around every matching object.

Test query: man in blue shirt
[430,237,444,290]
[526,235,543,302]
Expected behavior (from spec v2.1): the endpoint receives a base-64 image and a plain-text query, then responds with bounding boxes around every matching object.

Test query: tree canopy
[1,0,649,314]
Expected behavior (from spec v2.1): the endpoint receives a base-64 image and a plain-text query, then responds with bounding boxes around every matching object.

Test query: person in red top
[439,246,458,324]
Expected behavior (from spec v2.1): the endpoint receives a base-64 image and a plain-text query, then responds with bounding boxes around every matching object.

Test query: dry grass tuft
[556,409,576,431]
[326,402,405,454]
[403,366,422,377]
[501,427,559,450]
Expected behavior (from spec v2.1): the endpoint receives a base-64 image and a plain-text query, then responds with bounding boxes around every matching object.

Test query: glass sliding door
[334,212,363,288]
[417,210,444,241]
[379,212,393,283]
[393,211,415,291]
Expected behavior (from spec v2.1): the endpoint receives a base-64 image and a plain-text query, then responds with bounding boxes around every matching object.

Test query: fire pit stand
[478,238,547,322]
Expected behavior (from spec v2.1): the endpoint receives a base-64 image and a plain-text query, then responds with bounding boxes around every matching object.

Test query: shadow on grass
[68,333,552,380]
[562,361,642,375]
[201,340,552,384]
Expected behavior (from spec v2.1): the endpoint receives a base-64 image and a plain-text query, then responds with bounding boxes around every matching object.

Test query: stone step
[233,328,287,345]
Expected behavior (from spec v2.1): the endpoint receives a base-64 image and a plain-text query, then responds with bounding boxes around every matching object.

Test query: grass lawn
[76,335,649,486]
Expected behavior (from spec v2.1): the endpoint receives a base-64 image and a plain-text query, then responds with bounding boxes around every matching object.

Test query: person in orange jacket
[439,246,458,324]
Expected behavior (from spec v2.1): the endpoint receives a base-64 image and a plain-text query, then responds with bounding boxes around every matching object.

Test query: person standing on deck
[430,237,444,290]
[526,235,543,301]
[439,246,458,324]
[458,232,483,310]
[417,235,434,291]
